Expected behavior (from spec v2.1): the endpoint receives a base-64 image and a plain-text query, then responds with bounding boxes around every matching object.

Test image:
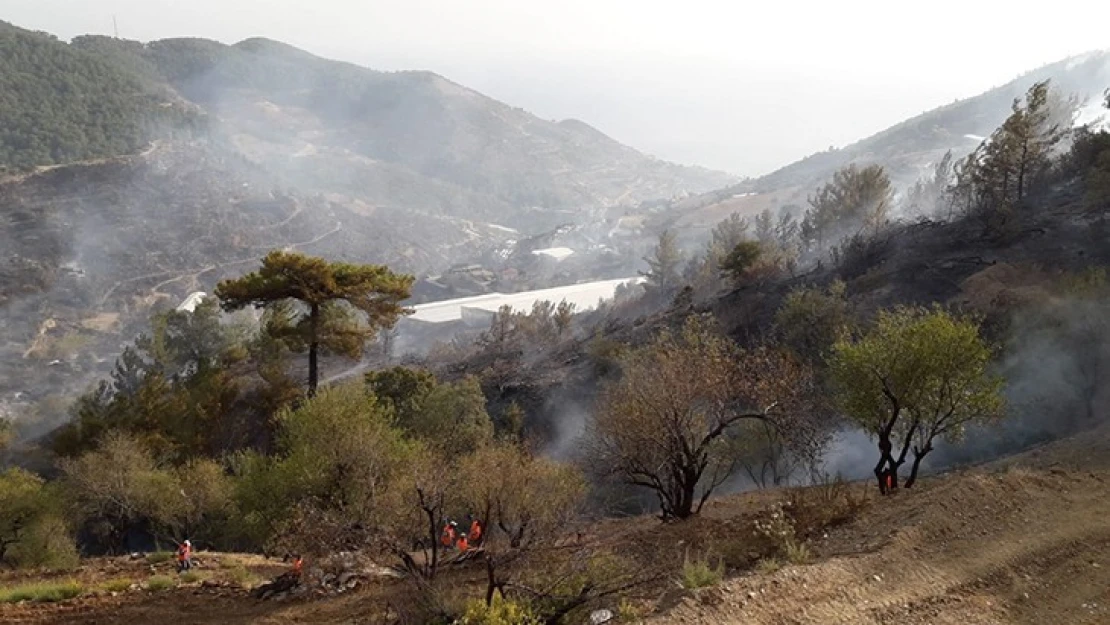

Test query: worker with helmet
[176,539,193,573]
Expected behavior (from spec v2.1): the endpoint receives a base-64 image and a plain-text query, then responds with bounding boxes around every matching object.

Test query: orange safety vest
[469,520,482,543]
[291,558,303,575]
[177,544,190,562]
[456,535,469,552]
[441,525,456,547]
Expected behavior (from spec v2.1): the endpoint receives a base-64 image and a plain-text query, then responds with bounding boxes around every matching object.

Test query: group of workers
[441,516,483,552]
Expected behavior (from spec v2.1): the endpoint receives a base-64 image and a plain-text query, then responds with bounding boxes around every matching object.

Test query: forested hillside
[0,23,202,171]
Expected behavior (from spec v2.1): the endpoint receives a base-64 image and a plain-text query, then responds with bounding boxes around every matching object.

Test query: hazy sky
[4,0,1108,175]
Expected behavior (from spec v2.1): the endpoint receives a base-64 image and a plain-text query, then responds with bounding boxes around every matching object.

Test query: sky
[4,0,1108,176]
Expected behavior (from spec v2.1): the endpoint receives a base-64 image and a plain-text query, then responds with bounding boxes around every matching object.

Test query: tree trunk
[308,303,320,396]
[905,442,933,489]
[874,430,894,495]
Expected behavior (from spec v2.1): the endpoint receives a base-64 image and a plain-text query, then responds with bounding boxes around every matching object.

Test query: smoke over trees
[948,80,1075,229]
[588,315,820,519]
[801,164,893,253]
[828,306,1004,493]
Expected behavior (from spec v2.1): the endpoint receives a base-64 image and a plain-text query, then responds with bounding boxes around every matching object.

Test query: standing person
[469,518,483,546]
[441,521,458,550]
[176,540,192,573]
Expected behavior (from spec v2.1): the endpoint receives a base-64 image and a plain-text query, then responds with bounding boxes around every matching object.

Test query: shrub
[787,474,869,536]
[784,541,812,565]
[179,571,203,583]
[679,552,724,589]
[146,551,174,564]
[754,501,812,564]
[0,581,83,603]
[617,597,644,620]
[101,578,134,593]
[224,565,260,587]
[457,597,542,625]
[0,468,78,569]
[755,557,782,574]
[146,575,176,591]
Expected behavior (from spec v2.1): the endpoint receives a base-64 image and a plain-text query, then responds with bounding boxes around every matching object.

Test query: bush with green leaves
[0,580,83,604]
[0,468,78,569]
[457,597,542,625]
[680,551,724,589]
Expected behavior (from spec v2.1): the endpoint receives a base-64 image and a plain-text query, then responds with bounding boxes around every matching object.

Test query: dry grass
[145,575,176,591]
[100,578,134,593]
[0,580,83,603]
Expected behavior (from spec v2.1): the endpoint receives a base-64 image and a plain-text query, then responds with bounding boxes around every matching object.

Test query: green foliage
[411,377,494,456]
[0,580,83,604]
[641,229,684,292]
[705,213,751,275]
[0,417,11,451]
[366,366,493,454]
[0,25,201,171]
[145,551,174,564]
[0,468,77,569]
[500,402,526,441]
[179,571,203,583]
[216,251,414,394]
[680,552,724,589]
[458,597,542,625]
[774,280,852,364]
[720,240,764,283]
[365,366,437,422]
[828,306,1004,490]
[145,575,176,591]
[801,164,892,252]
[232,383,412,553]
[949,81,1073,222]
[53,299,252,460]
[100,578,134,593]
[60,433,231,549]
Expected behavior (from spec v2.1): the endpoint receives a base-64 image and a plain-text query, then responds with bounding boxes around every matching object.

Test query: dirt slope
[651,427,1110,625]
[6,426,1110,625]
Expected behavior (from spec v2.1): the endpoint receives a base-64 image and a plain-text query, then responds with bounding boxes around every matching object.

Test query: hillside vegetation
[2,83,1109,625]
[0,23,201,171]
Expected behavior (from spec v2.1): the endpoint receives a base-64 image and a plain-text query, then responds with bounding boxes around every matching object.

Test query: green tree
[801,164,892,252]
[590,315,817,519]
[774,280,852,365]
[0,468,77,568]
[365,366,437,423]
[949,81,1074,222]
[59,432,182,550]
[828,306,1004,493]
[720,240,765,284]
[233,383,413,555]
[456,441,586,604]
[215,251,414,395]
[553,300,576,336]
[641,229,684,292]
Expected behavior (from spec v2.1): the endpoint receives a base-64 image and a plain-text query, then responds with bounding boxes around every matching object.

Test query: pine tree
[802,164,893,252]
[641,229,684,292]
[216,251,413,395]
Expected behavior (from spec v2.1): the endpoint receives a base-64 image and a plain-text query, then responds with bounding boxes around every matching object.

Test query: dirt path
[650,467,1110,625]
[98,221,344,307]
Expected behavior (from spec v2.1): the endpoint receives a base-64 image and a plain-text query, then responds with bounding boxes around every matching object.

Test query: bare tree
[589,315,818,519]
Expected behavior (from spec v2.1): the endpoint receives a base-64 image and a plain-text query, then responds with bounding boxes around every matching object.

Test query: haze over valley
[2,6,1110,624]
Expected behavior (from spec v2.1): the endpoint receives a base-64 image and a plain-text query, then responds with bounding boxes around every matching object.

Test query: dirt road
[651,436,1110,625]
